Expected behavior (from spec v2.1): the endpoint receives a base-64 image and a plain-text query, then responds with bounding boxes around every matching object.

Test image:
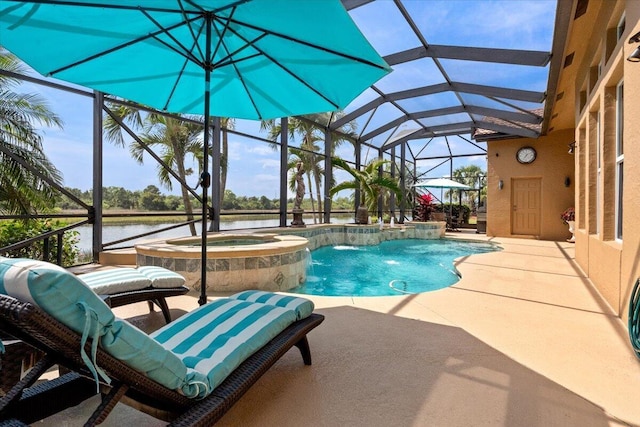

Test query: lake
[74,216,353,252]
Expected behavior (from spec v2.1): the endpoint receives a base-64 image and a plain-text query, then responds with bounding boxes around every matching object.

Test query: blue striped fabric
[0,258,117,389]
[1,258,310,399]
[77,268,152,294]
[136,266,185,289]
[151,298,297,395]
[229,290,314,320]
[0,258,201,397]
[101,318,204,398]
[0,258,115,333]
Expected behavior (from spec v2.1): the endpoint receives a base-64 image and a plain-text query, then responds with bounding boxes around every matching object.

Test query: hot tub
[135,233,309,294]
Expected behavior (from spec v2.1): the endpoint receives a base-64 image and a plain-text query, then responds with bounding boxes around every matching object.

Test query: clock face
[516,147,536,164]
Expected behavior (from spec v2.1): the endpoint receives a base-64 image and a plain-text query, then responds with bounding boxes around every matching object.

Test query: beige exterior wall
[572,1,640,317]
[486,0,640,319]
[619,4,640,319]
[486,129,575,241]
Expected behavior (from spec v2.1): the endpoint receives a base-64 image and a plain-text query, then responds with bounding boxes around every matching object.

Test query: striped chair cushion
[0,259,308,399]
[101,318,206,398]
[0,258,200,397]
[0,258,116,335]
[151,298,297,395]
[136,266,186,289]
[0,258,118,388]
[77,268,152,294]
[229,290,314,320]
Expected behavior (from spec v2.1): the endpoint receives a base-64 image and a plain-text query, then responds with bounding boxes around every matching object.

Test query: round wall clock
[516,146,537,164]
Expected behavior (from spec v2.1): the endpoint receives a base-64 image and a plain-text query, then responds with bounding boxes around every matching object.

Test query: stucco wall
[486,129,575,241]
[619,12,640,319]
[571,2,640,318]
[587,236,622,311]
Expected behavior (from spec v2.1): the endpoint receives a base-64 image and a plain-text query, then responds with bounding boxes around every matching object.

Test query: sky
[12,0,557,199]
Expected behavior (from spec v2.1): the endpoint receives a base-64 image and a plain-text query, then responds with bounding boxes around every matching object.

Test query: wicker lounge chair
[77,267,190,324]
[102,285,190,323]
[0,259,324,426]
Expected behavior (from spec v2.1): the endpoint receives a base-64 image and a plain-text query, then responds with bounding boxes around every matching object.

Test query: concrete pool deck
[40,231,640,426]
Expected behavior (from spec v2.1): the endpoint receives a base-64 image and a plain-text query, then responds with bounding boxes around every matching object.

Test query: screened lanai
[0,0,570,264]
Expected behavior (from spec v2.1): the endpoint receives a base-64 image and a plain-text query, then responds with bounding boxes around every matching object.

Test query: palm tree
[105,106,234,218]
[330,157,403,224]
[0,50,64,215]
[451,165,485,212]
[219,117,235,206]
[261,117,322,223]
[261,113,356,223]
[103,106,204,235]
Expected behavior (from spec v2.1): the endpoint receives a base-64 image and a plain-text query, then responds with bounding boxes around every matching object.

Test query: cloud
[260,159,280,170]
[248,144,276,156]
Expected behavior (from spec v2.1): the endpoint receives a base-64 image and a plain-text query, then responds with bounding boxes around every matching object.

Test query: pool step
[99,248,137,266]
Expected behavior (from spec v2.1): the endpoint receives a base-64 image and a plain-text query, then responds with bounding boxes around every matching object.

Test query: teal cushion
[152,298,297,395]
[136,266,186,289]
[0,258,117,387]
[77,268,152,294]
[100,319,207,398]
[229,290,314,320]
[0,258,115,334]
[0,258,205,397]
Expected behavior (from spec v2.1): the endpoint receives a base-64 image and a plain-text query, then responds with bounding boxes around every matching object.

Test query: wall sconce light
[629,31,640,62]
[568,141,576,154]
[564,177,571,187]
[628,47,640,63]
[498,180,504,190]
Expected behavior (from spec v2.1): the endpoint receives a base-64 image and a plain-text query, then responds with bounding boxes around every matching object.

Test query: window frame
[615,80,624,241]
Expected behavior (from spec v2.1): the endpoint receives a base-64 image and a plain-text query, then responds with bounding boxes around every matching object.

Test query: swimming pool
[293,239,500,296]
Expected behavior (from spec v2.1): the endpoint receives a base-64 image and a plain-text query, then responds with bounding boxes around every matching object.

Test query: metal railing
[0,220,89,266]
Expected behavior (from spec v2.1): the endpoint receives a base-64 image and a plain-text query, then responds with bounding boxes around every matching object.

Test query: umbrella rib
[214,16,341,113]
[209,6,236,69]
[213,34,267,69]
[3,2,38,30]
[183,0,250,15]
[178,0,206,63]
[141,8,204,67]
[224,15,389,71]
[47,16,202,77]
[2,0,198,15]
[210,12,263,118]
[215,51,262,69]
[161,24,207,111]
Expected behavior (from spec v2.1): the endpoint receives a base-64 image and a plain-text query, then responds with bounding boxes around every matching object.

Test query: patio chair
[447,211,464,232]
[0,258,324,426]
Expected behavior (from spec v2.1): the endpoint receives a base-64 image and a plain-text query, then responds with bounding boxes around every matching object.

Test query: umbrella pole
[199,17,213,306]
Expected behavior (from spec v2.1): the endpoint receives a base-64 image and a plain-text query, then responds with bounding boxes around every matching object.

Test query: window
[596,110,601,236]
[617,15,626,40]
[615,81,624,240]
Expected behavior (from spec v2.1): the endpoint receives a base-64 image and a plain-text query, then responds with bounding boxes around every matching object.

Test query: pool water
[292,239,499,296]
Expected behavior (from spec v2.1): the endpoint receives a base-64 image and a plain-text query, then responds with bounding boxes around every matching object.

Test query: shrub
[0,219,80,266]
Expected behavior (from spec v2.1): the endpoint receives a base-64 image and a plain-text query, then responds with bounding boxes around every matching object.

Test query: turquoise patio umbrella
[0,0,391,304]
